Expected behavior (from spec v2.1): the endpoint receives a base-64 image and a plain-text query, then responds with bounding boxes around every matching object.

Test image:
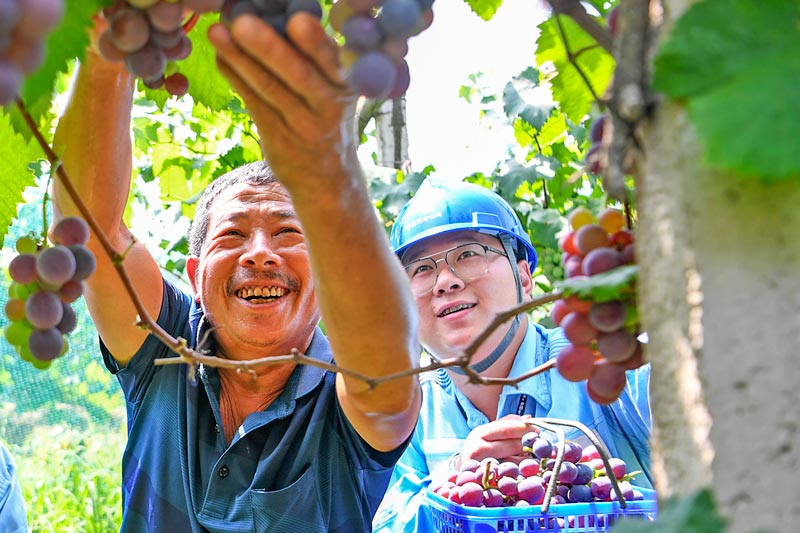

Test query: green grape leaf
[461,0,503,21]
[0,113,42,246]
[182,15,234,112]
[653,0,800,181]
[535,15,614,124]
[20,0,106,121]
[502,69,555,132]
[556,265,637,302]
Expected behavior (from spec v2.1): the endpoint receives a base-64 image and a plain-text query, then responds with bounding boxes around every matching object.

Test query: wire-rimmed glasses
[402,242,507,295]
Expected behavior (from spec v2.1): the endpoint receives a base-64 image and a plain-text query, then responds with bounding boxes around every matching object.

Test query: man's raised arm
[208,14,421,452]
[52,44,163,366]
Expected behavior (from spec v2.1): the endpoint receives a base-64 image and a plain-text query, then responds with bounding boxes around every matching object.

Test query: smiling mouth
[438,303,475,317]
[235,286,287,302]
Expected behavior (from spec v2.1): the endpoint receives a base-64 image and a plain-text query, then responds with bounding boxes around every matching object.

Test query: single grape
[557,461,578,483]
[36,245,77,287]
[110,8,151,53]
[598,207,625,234]
[4,298,27,322]
[567,483,593,503]
[563,441,583,463]
[28,327,64,361]
[556,343,595,382]
[386,58,410,98]
[349,51,396,98]
[587,359,627,404]
[50,217,89,246]
[164,72,189,97]
[572,462,594,485]
[520,430,538,450]
[574,224,609,255]
[9,253,38,284]
[567,206,595,231]
[517,476,545,504]
[596,329,637,362]
[379,0,421,38]
[482,487,504,507]
[342,15,382,52]
[66,244,95,281]
[16,0,64,39]
[15,236,38,254]
[126,42,167,82]
[518,457,540,477]
[561,311,598,346]
[588,300,627,332]
[56,301,77,334]
[4,320,33,347]
[590,475,613,500]
[582,246,623,276]
[25,290,64,329]
[531,438,553,460]
[458,481,484,507]
[147,1,184,33]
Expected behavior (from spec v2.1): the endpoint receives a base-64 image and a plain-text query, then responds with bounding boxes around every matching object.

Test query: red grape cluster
[0,0,64,105]
[431,433,644,510]
[97,0,226,97]
[4,217,96,369]
[330,0,434,99]
[551,206,644,405]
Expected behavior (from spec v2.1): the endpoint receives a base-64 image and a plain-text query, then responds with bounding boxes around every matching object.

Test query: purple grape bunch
[97,0,229,97]
[331,0,435,99]
[0,0,65,105]
[430,434,645,509]
[4,216,97,369]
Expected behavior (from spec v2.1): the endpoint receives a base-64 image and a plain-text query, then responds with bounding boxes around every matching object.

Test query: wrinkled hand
[460,415,536,465]
[208,14,358,193]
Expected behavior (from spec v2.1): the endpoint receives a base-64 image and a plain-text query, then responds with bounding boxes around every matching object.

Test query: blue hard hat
[390,179,538,270]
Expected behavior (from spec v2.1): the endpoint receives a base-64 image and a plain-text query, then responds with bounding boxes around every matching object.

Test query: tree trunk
[374,97,410,170]
[639,3,800,531]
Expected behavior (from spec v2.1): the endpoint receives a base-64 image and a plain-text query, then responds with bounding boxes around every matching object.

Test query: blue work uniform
[104,279,407,532]
[372,322,652,532]
[0,442,27,533]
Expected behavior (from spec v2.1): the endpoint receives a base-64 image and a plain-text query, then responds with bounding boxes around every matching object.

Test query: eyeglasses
[402,242,507,295]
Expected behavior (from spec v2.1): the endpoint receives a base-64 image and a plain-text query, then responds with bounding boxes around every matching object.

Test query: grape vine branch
[15,96,572,389]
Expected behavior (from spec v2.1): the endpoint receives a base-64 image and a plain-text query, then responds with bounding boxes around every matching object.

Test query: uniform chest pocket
[249,465,325,533]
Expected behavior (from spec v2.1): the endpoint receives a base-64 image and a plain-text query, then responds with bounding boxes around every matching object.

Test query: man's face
[402,230,532,361]
[186,181,319,359]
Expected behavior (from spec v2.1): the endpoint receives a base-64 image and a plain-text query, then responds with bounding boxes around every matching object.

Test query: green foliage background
[1,0,785,529]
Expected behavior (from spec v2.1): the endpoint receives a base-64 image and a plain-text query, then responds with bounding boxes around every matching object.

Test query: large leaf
[653,0,800,182]
[183,15,235,112]
[0,113,42,246]
[461,0,504,21]
[20,0,106,121]
[535,15,614,124]
[502,68,555,132]
[556,265,636,302]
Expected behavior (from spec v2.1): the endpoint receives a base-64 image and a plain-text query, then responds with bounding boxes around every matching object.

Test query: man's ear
[518,259,534,296]
[186,256,200,297]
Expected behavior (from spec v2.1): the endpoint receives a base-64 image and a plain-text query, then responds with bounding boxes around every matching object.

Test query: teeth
[441,303,473,317]
[236,286,286,299]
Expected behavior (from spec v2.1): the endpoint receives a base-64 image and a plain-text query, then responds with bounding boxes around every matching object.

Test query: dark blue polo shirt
[103,279,406,532]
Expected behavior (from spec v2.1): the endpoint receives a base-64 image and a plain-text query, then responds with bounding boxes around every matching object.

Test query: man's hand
[208,14,358,192]
[460,415,535,465]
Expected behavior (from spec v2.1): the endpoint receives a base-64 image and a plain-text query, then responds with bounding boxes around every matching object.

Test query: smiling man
[51,13,420,533]
[372,179,652,532]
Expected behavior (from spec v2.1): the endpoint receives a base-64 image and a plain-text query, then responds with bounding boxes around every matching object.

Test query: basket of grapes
[423,418,657,533]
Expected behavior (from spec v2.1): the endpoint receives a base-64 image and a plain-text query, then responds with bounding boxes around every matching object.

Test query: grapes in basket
[430,432,645,509]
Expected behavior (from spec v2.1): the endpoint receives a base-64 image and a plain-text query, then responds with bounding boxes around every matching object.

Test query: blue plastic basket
[422,487,658,533]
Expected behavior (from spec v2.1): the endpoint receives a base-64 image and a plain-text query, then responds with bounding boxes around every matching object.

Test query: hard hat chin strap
[443,234,525,375]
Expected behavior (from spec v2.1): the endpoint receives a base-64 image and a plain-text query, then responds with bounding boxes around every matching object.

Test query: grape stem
[14,98,201,365]
[12,98,570,389]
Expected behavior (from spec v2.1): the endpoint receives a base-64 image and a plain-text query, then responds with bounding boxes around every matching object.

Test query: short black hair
[188,161,279,256]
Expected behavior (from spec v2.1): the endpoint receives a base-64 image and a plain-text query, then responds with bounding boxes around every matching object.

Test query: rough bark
[640,3,800,531]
